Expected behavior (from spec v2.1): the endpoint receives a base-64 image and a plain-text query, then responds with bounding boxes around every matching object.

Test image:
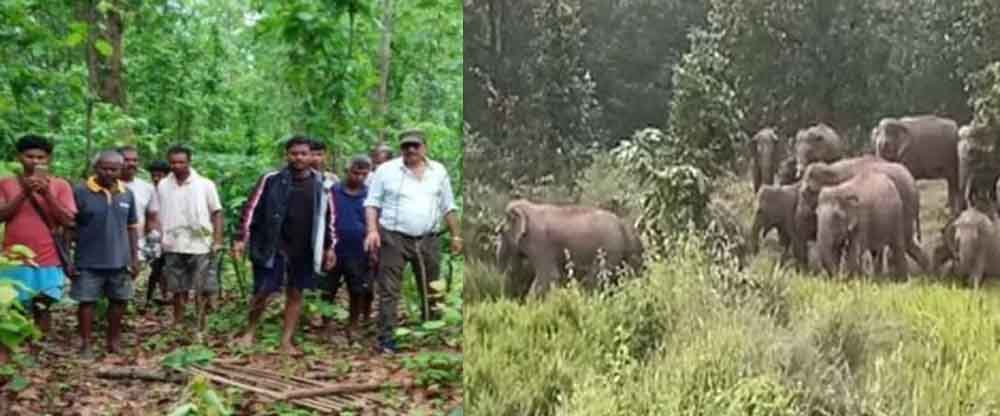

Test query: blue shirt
[332,183,367,259]
[73,179,138,269]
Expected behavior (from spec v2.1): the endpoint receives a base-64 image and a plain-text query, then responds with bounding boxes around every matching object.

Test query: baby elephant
[749,183,798,262]
[495,199,644,297]
[953,208,1000,289]
[815,171,908,280]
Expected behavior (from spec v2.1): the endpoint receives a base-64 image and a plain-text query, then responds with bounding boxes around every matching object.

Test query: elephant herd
[750,114,1000,288]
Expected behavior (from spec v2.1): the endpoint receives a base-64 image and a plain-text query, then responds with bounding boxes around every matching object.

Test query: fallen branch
[282,380,414,400]
[96,367,186,383]
[185,367,284,400]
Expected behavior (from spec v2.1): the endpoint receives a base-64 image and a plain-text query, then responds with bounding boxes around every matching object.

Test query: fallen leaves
[1,290,463,415]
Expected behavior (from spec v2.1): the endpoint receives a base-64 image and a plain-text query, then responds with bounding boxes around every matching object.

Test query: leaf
[429,280,447,292]
[64,32,85,47]
[8,245,36,260]
[168,403,195,416]
[297,12,314,22]
[95,40,113,57]
[0,285,16,305]
[394,327,412,337]
[422,320,446,331]
[5,374,29,392]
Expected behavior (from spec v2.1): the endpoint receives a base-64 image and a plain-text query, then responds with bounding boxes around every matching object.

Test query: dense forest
[0,0,463,414]
[465,1,1000,414]
[465,0,1000,189]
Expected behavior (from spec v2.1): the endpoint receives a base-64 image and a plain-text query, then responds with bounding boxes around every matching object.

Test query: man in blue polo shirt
[70,150,140,357]
[325,155,373,342]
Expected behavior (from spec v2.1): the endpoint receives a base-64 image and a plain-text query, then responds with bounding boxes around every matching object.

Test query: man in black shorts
[326,155,373,342]
[233,136,337,355]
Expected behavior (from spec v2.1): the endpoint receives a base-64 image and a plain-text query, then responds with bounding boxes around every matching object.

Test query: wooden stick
[186,368,284,400]
[282,381,413,400]
[96,367,185,383]
[217,363,329,388]
[195,366,343,413]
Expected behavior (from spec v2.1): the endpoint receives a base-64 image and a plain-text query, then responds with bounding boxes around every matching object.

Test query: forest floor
[0,266,463,415]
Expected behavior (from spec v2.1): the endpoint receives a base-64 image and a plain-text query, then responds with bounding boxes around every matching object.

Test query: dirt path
[0,290,462,415]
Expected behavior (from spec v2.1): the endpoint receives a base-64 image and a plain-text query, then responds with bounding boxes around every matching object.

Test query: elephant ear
[883,121,911,155]
[508,205,530,248]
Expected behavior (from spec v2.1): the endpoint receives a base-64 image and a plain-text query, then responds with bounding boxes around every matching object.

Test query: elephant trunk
[496,236,513,273]
[749,213,763,255]
[817,224,840,277]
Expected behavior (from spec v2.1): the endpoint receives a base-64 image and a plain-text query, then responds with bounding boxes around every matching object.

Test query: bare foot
[78,346,97,361]
[278,343,303,357]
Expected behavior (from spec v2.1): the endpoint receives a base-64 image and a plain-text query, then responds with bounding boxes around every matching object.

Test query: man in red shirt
[0,135,78,337]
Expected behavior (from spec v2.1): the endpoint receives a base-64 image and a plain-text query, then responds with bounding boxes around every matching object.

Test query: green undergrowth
[464,234,1000,415]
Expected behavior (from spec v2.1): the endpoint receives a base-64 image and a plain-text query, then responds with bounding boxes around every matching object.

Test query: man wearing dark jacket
[232,136,337,355]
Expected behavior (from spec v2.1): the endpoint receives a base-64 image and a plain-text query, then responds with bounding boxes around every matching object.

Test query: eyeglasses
[401,142,422,150]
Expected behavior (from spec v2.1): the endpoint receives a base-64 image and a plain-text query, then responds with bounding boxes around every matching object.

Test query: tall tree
[80,0,127,110]
[376,0,394,143]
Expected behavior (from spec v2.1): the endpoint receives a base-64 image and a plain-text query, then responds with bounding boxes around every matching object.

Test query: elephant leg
[749,216,764,255]
[752,166,762,193]
[970,253,985,290]
[870,248,884,276]
[528,257,562,299]
[792,234,810,271]
[931,244,952,275]
[905,239,930,273]
[948,175,962,216]
[890,244,909,281]
[777,230,792,263]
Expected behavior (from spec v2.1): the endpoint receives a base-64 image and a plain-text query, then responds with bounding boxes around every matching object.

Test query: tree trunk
[376,0,394,143]
[80,0,127,110]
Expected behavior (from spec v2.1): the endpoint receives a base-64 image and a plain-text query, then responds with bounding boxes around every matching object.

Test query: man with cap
[363,128,462,354]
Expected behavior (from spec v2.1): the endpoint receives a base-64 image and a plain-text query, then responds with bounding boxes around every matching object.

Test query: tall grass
[464,233,1000,415]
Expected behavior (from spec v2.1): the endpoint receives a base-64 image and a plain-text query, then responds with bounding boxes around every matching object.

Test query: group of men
[0,128,460,358]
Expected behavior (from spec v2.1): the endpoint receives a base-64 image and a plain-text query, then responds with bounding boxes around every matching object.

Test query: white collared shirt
[157,168,222,254]
[125,177,160,260]
[363,157,457,236]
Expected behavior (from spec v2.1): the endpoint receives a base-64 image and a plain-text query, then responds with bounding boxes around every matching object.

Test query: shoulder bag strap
[24,186,57,232]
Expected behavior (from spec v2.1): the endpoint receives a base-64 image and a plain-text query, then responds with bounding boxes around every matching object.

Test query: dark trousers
[376,230,442,342]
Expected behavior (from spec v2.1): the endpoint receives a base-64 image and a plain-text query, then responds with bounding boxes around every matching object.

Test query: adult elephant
[495,199,644,297]
[873,115,961,214]
[816,171,909,280]
[793,156,929,273]
[794,123,844,178]
[958,121,1000,212]
[749,128,785,193]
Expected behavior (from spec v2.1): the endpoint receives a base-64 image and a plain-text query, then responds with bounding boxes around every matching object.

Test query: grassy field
[464,178,1000,415]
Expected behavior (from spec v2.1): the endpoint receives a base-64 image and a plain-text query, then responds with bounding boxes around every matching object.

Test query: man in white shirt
[363,129,462,354]
[117,146,161,265]
[157,145,224,333]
